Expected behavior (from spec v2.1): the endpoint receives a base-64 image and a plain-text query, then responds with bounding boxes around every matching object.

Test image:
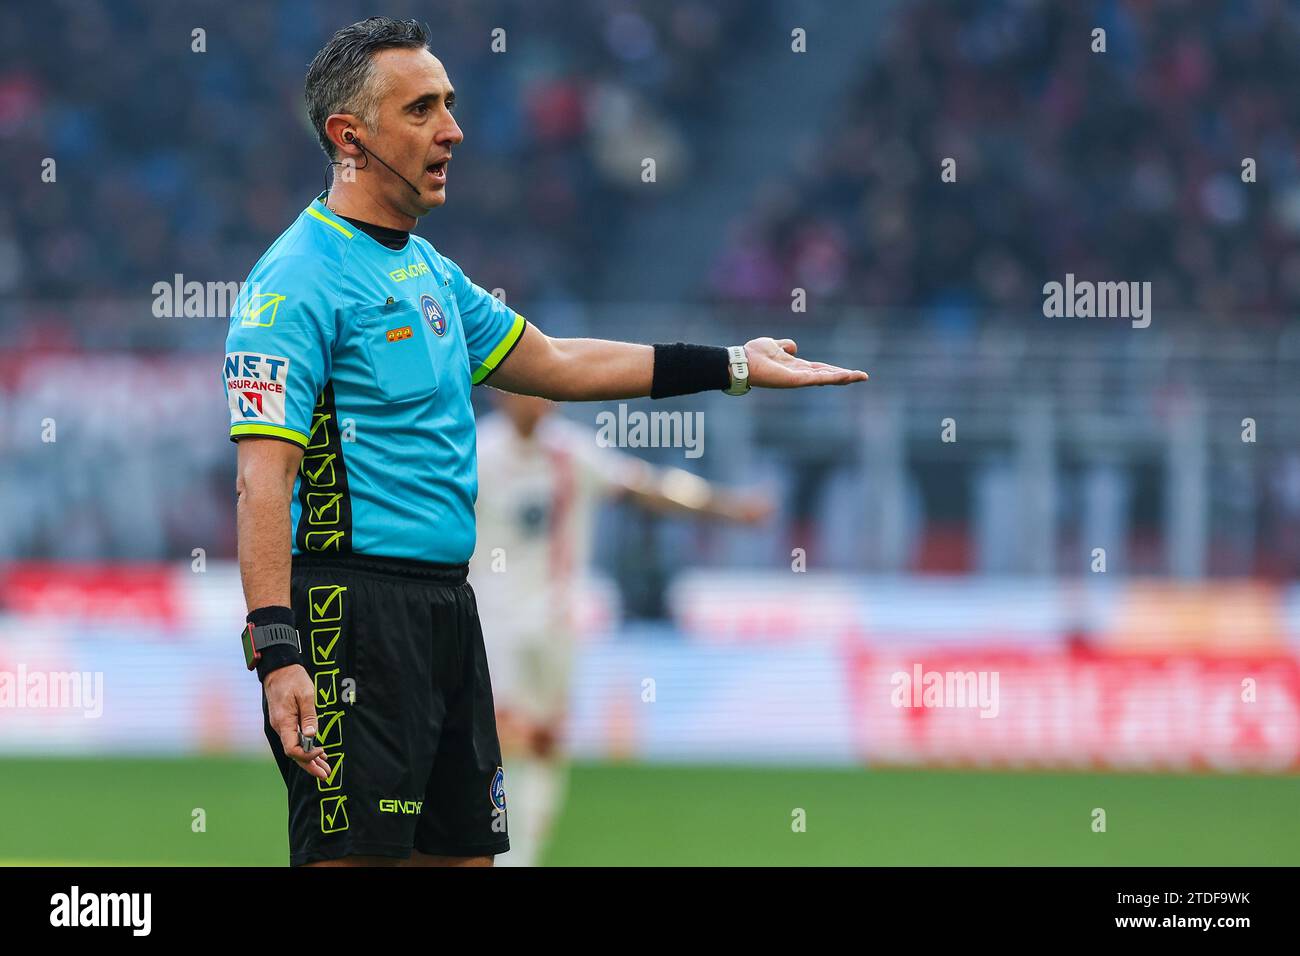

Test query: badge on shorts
[490,766,506,812]
[421,294,446,336]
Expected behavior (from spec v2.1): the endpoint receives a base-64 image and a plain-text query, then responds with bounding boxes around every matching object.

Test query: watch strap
[724,345,750,395]
[242,621,301,671]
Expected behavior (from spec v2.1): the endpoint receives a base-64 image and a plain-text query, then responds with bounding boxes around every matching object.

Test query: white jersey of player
[471,411,638,720]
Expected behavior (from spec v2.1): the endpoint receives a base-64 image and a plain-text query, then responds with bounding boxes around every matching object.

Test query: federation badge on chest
[420,293,446,336]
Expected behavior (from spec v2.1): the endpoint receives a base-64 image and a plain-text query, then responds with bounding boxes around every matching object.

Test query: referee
[224,16,867,868]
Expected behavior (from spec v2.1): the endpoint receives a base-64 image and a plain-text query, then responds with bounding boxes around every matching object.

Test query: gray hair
[305,17,430,158]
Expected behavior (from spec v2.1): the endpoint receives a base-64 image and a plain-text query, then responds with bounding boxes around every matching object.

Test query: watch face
[241,624,258,669]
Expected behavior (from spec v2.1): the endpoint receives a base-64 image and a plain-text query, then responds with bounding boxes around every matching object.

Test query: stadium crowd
[708,0,1300,327]
[0,0,760,320]
[4,0,1300,579]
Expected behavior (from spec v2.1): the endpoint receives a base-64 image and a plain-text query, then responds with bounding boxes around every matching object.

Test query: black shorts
[263,553,509,866]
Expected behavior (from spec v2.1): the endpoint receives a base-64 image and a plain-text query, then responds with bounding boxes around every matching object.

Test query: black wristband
[247,606,303,682]
[650,343,730,399]
[247,605,295,627]
[256,642,305,683]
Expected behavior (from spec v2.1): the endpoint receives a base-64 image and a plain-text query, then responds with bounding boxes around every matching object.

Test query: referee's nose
[440,109,464,146]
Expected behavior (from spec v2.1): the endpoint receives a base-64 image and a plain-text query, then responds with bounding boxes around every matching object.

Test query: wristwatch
[724,345,750,395]
[241,621,302,671]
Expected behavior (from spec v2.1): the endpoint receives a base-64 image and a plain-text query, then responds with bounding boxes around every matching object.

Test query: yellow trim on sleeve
[306,206,354,239]
[230,423,310,447]
[471,313,526,384]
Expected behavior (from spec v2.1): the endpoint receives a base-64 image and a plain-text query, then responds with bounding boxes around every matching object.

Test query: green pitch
[0,757,1296,865]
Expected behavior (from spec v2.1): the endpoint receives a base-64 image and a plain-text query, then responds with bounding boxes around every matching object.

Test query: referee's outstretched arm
[484,325,867,402]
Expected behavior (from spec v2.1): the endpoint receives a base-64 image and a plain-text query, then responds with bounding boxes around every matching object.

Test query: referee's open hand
[265,664,332,781]
[744,337,869,389]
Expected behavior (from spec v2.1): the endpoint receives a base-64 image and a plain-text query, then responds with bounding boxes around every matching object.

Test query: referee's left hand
[265,664,332,781]
[744,338,868,389]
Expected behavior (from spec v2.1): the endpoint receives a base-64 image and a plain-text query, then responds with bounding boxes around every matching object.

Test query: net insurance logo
[421,293,447,337]
[225,352,291,425]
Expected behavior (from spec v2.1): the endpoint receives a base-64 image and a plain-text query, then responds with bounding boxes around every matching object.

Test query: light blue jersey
[223,192,526,564]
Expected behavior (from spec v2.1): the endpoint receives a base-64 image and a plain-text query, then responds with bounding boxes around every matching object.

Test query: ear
[324,114,364,156]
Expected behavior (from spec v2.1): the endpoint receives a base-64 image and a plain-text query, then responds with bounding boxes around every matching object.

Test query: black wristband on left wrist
[650,343,730,399]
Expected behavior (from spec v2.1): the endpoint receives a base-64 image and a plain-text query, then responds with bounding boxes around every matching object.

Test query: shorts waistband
[293,552,469,585]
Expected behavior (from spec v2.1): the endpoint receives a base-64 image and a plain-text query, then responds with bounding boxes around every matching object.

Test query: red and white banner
[845,647,1300,772]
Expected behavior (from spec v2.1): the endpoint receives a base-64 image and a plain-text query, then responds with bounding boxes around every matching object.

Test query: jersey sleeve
[445,256,527,384]
[223,254,335,448]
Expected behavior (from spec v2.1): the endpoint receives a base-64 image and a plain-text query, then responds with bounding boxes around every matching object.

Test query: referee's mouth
[426,157,450,187]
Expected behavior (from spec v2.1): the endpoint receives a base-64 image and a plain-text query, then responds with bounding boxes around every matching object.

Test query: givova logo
[379,799,424,814]
[50,886,151,936]
[389,262,431,282]
[225,352,291,425]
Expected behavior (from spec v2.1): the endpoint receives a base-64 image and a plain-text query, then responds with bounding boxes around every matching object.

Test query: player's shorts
[263,553,510,866]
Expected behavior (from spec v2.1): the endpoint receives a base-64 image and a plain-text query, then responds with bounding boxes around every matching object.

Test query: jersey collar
[306,192,357,241]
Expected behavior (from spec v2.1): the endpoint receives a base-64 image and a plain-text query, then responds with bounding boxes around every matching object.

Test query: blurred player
[471,392,772,866]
